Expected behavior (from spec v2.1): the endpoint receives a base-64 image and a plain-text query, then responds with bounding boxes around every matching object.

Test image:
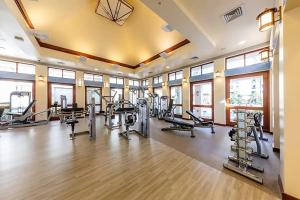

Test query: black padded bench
[186,111,215,134]
[162,117,195,138]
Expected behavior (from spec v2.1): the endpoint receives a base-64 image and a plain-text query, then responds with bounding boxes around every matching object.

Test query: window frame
[84,73,103,82]
[225,47,269,70]
[110,77,124,85]
[190,62,214,77]
[169,85,183,117]
[0,59,35,74]
[190,80,214,120]
[153,75,163,84]
[48,67,75,79]
[168,70,183,81]
[129,79,139,86]
[225,71,270,131]
[141,79,149,86]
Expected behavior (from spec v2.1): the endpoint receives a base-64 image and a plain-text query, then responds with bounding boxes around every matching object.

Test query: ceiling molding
[135,39,190,67]
[13,0,190,69]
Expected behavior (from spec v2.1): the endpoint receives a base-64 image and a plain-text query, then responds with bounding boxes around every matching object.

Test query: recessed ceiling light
[238,40,246,45]
[166,66,170,69]
[94,68,99,71]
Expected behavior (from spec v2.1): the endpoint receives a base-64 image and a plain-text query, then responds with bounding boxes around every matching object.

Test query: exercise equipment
[0,91,52,130]
[228,113,269,159]
[119,98,150,140]
[186,111,215,134]
[162,117,195,138]
[102,91,121,129]
[158,96,168,119]
[254,113,268,141]
[148,93,159,118]
[223,109,264,184]
[67,98,96,140]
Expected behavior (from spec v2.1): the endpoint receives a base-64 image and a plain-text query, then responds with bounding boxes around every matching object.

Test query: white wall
[35,64,48,121]
[280,5,300,198]
[213,58,226,125]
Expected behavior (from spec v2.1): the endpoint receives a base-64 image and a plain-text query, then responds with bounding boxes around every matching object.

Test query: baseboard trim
[214,123,227,126]
[279,175,300,200]
[273,147,280,152]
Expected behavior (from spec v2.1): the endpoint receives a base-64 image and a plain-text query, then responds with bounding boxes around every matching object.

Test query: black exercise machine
[162,117,195,138]
[186,110,215,134]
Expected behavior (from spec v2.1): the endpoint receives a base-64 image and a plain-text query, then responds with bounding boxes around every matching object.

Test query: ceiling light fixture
[238,40,246,45]
[96,0,134,26]
[256,7,282,32]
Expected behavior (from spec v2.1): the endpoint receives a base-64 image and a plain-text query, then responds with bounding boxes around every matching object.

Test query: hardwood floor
[0,117,279,200]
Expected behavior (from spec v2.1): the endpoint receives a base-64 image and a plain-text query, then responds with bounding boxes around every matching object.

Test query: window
[226,71,270,130]
[191,81,213,119]
[168,70,183,81]
[153,75,163,84]
[0,60,17,72]
[153,87,162,110]
[110,88,123,102]
[129,89,138,105]
[141,79,148,86]
[0,60,35,74]
[170,86,182,116]
[86,87,101,113]
[84,73,103,82]
[129,80,139,86]
[110,77,124,85]
[48,68,75,79]
[0,80,33,113]
[191,62,214,76]
[226,48,268,70]
[50,84,74,106]
[17,63,35,74]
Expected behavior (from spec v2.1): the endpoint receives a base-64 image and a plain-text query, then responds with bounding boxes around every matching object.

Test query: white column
[35,64,48,121]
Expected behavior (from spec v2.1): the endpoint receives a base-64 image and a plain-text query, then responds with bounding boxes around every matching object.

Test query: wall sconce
[77,78,83,87]
[215,70,221,78]
[256,7,282,32]
[125,85,129,89]
[182,78,188,83]
[259,48,272,61]
[38,75,44,82]
[104,82,109,88]
[162,82,166,87]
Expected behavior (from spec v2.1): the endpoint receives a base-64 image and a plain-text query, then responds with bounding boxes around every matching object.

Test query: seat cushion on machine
[164,118,194,128]
[115,107,135,112]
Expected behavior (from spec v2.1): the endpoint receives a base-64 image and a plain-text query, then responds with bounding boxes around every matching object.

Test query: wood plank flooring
[0,117,279,200]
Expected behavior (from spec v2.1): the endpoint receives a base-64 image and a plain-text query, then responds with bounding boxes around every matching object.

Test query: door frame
[85,86,102,114]
[190,79,214,121]
[169,85,183,118]
[225,71,270,131]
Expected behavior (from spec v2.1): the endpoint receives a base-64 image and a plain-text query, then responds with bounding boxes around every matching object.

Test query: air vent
[14,35,24,42]
[79,56,87,63]
[190,56,199,60]
[161,24,174,32]
[223,6,243,23]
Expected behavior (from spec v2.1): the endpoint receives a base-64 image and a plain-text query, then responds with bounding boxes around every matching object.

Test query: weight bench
[162,117,195,138]
[186,111,215,134]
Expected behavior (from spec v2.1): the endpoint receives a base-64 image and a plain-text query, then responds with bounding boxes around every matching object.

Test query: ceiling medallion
[96,0,134,26]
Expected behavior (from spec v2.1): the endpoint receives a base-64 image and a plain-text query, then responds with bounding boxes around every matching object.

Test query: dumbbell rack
[223,109,263,184]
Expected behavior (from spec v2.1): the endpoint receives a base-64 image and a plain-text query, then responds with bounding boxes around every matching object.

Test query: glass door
[110,88,123,103]
[226,72,269,130]
[86,87,101,114]
[170,86,182,116]
[191,80,213,120]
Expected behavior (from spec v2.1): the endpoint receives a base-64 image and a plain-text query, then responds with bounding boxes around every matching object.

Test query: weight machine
[119,98,150,140]
[102,91,122,129]
[66,98,96,140]
[148,92,159,118]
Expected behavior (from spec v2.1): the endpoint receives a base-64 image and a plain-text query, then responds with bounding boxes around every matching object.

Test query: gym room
[0,0,299,199]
